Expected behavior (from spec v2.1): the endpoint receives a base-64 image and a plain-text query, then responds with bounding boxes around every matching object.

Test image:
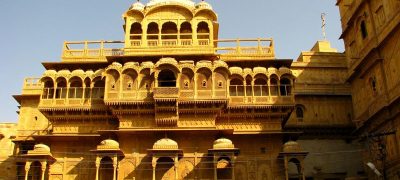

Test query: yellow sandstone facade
[7,0,400,179]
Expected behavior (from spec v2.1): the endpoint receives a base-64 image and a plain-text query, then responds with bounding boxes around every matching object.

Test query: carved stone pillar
[174,156,179,180]
[213,158,217,180]
[24,161,32,180]
[113,156,118,180]
[212,73,216,98]
[284,157,289,180]
[194,73,198,98]
[95,157,100,180]
[191,20,198,45]
[41,161,47,180]
[152,157,157,180]
[142,22,148,47]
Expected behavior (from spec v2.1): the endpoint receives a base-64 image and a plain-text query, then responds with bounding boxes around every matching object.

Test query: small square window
[260,147,266,154]
[218,81,223,88]
[202,80,207,88]
[184,80,189,89]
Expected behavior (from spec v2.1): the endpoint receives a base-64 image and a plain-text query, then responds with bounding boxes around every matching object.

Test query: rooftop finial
[321,13,327,40]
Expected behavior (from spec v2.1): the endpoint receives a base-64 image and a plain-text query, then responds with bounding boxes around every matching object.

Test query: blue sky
[0,0,343,123]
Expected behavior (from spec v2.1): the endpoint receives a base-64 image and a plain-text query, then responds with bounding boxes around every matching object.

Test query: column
[231,162,235,180]
[152,158,157,180]
[41,161,47,180]
[142,22,148,47]
[95,157,100,180]
[194,73,198,98]
[24,161,32,180]
[212,73,215,98]
[243,80,247,103]
[213,158,217,180]
[125,20,131,47]
[177,20,181,46]
[284,157,289,180]
[191,20,198,45]
[208,23,214,47]
[174,156,178,180]
[113,156,118,180]
[158,22,162,46]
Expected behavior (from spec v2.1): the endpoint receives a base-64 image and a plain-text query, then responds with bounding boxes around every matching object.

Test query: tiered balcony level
[61,38,275,62]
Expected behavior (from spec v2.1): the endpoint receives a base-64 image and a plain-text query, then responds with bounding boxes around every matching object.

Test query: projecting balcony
[22,78,42,95]
[39,87,105,109]
[228,85,294,105]
[61,38,275,62]
[153,87,180,99]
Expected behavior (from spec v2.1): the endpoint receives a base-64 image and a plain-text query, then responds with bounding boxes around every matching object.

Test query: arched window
[296,106,304,119]
[180,22,192,40]
[130,22,142,40]
[55,78,67,99]
[360,20,368,39]
[92,77,105,99]
[158,69,176,87]
[69,77,83,98]
[197,21,210,42]
[216,156,232,180]
[42,78,54,99]
[230,78,244,96]
[161,22,178,41]
[280,78,291,96]
[147,22,159,41]
[254,76,268,96]
[270,77,279,96]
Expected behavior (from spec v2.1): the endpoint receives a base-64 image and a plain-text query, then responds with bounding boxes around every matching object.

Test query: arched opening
[180,22,192,45]
[254,76,269,96]
[29,161,42,180]
[180,68,194,90]
[296,106,304,119]
[147,22,159,46]
[106,69,120,98]
[216,156,232,180]
[41,77,54,99]
[55,77,67,99]
[230,77,244,96]
[99,157,114,180]
[158,69,176,87]
[122,69,138,91]
[130,22,142,40]
[269,76,279,96]
[161,22,178,43]
[288,158,302,180]
[196,68,212,97]
[69,77,83,98]
[360,20,368,39]
[214,68,229,97]
[280,78,291,96]
[92,77,105,99]
[156,157,175,180]
[197,21,210,41]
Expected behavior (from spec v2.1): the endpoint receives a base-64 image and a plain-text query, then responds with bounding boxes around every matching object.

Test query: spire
[321,13,327,40]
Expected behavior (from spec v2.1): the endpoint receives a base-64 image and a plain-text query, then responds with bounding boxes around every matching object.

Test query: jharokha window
[296,106,304,120]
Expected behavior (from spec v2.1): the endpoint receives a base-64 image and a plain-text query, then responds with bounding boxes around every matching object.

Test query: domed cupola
[129,0,145,11]
[196,0,212,10]
[153,138,179,150]
[213,138,235,149]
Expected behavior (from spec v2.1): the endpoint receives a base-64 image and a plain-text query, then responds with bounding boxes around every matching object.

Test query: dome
[34,144,51,152]
[153,138,179,150]
[97,139,120,150]
[130,0,145,11]
[196,0,212,10]
[213,138,235,149]
[283,141,302,152]
[147,0,195,8]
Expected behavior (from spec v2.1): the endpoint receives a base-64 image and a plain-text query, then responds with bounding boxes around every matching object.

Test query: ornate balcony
[22,78,42,95]
[39,87,105,109]
[61,38,275,62]
[153,87,180,99]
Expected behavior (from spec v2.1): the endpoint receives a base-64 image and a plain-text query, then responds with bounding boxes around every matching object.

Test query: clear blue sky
[0,0,343,123]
